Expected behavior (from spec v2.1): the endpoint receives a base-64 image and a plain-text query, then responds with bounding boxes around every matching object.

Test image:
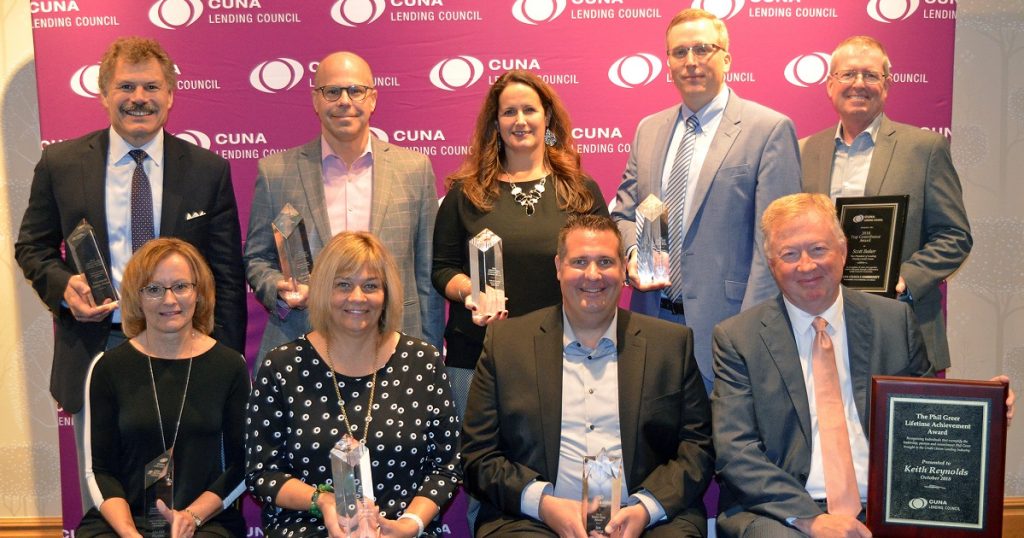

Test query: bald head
[315,51,374,87]
[311,51,378,159]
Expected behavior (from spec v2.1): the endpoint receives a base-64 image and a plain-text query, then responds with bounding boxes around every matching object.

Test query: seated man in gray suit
[463,214,713,537]
[711,193,1012,538]
[800,36,972,372]
[243,51,443,358]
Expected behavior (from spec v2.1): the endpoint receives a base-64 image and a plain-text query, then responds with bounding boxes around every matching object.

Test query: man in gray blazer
[612,8,801,392]
[800,36,972,372]
[463,215,713,537]
[244,52,443,358]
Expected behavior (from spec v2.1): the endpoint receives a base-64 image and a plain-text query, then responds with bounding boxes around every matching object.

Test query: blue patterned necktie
[129,149,155,252]
[665,114,699,302]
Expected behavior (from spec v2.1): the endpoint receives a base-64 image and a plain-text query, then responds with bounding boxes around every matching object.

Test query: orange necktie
[811,316,862,517]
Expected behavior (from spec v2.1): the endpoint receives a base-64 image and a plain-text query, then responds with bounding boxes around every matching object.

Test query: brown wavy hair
[99,36,177,95]
[120,238,215,338]
[445,70,594,213]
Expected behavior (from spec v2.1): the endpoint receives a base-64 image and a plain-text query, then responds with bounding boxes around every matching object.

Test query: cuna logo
[149,0,204,29]
[70,64,101,98]
[249,58,304,93]
[783,53,831,87]
[867,0,920,22]
[174,129,212,149]
[429,56,485,91]
[511,0,566,25]
[690,0,744,20]
[608,53,662,89]
[331,0,386,27]
[369,127,390,142]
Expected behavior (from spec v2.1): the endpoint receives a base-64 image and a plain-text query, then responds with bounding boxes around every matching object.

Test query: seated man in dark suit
[462,214,713,537]
[711,193,1013,538]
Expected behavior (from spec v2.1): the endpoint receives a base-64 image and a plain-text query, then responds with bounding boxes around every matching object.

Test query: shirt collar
[680,85,730,131]
[782,292,844,336]
[109,127,164,167]
[321,133,373,164]
[562,310,618,351]
[834,112,883,146]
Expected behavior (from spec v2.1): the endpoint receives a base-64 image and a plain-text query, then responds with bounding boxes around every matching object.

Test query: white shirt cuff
[629,491,665,527]
[521,480,553,521]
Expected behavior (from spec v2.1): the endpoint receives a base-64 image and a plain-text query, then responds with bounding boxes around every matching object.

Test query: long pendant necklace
[324,339,378,443]
[146,332,195,471]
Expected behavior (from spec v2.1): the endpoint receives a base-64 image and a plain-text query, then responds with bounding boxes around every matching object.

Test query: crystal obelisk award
[67,219,118,304]
[582,449,622,535]
[635,195,670,287]
[272,203,314,301]
[330,436,376,538]
[143,449,173,537]
[469,228,505,317]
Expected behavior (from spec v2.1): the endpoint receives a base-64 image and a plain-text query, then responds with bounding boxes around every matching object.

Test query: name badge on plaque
[272,203,314,300]
[835,196,908,298]
[143,448,173,538]
[635,194,670,287]
[330,435,376,537]
[67,219,119,304]
[469,228,505,317]
[582,449,622,536]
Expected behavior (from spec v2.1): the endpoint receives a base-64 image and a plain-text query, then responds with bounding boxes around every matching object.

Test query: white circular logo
[149,0,204,29]
[511,0,566,25]
[867,0,920,22]
[249,58,305,93]
[70,65,101,98]
[908,497,928,509]
[429,56,485,92]
[174,129,212,149]
[369,127,390,143]
[783,53,831,87]
[852,214,865,223]
[608,53,662,89]
[690,0,744,20]
[331,0,386,27]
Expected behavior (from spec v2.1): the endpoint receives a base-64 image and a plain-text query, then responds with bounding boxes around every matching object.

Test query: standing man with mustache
[243,51,443,358]
[612,8,801,393]
[15,36,246,510]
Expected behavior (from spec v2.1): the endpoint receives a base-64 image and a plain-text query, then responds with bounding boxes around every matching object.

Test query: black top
[78,341,249,536]
[431,177,608,369]
[245,334,461,536]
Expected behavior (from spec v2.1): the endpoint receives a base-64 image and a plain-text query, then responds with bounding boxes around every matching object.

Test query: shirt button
[588,388,594,394]
[589,424,595,430]
[587,355,592,360]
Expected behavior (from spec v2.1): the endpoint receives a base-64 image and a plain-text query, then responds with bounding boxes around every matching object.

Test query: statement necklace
[324,339,378,444]
[507,175,547,216]
[145,331,195,455]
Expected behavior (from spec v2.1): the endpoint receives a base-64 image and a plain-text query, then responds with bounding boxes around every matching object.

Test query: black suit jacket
[15,129,246,413]
[710,289,932,535]
[462,306,713,536]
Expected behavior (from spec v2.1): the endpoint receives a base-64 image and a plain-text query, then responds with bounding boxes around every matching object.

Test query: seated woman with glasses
[246,231,461,537]
[78,238,249,538]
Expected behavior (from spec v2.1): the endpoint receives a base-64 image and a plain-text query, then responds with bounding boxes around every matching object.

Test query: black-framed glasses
[314,84,375,102]
[831,70,888,85]
[140,282,196,300]
[668,43,725,60]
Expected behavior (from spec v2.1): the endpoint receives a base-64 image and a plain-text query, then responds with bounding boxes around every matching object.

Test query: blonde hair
[830,35,891,76]
[761,193,846,257]
[120,238,215,337]
[666,8,730,51]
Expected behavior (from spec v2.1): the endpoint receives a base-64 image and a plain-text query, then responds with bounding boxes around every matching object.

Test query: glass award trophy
[66,219,118,304]
[469,228,505,317]
[272,203,314,300]
[330,436,377,538]
[635,195,670,287]
[143,449,173,538]
[582,449,622,536]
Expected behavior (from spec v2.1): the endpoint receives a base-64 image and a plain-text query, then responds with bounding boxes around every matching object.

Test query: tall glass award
[66,219,118,304]
[635,195,670,287]
[272,203,314,300]
[330,436,377,538]
[582,449,622,536]
[469,228,505,317]
[143,449,173,538]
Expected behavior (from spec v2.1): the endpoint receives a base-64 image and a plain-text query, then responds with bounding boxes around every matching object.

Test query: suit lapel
[160,132,185,236]
[369,136,392,236]
[864,115,897,196]
[84,130,112,263]
[685,93,740,234]
[761,297,813,452]
[615,310,645,485]
[842,288,874,434]
[803,130,837,194]
[649,110,677,198]
[536,307,566,479]
[298,139,332,242]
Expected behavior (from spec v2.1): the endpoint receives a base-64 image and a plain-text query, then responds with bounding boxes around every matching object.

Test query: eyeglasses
[314,84,375,102]
[140,282,196,300]
[668,43,725,60]
[831,70,888,85]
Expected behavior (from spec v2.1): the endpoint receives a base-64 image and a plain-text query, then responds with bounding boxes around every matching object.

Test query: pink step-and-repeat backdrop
[29,0,956,535]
